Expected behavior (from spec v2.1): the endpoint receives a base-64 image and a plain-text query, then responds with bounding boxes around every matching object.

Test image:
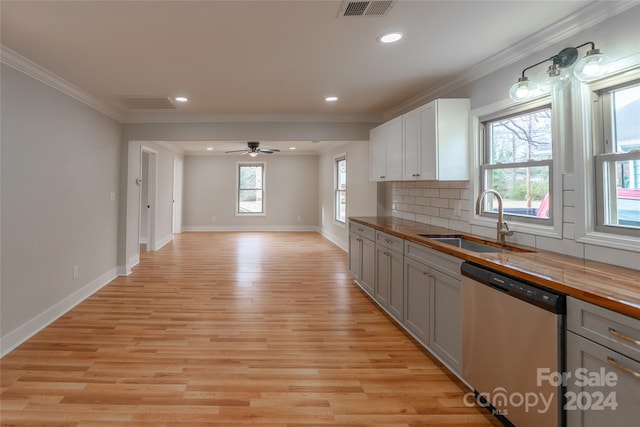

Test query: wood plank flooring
[1,232,501,426]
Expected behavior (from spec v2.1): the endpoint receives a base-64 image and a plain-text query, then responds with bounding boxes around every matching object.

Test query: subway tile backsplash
[388,178,639,270]
[391,180,471,233]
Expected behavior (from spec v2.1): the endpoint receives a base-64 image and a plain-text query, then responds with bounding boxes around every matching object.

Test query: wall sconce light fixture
[509,42,609,102]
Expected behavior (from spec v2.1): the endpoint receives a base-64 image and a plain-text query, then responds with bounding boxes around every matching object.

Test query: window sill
[576,230,640,253]
[334,220,347,229]
[236,213,266,217]
[471,215,562,240]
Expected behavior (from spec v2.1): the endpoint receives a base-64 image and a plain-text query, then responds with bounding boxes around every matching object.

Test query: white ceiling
[0,0,604,154]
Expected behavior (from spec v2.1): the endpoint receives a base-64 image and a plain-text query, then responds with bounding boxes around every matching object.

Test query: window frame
[479,104,554,226]
[592,77,640,237]
[334,154,347,226]
[236,162,266,216]
[471,94,564,240]
[572,66,640,252]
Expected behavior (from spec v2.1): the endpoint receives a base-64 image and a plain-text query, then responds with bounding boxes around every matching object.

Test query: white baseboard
[154,234,173,250]
[0,267,119,358]
[320,228,348,252]
[119,254,140,276]
[182,225,320,232]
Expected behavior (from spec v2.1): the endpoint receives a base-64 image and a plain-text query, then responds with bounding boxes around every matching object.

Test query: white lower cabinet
[375,231,404,322]
[403,242,463,374]
[566,297,640,427]
[430,268,462,373]
[348,221,464,377]
[404,256,431,344]
[348,223,375,297]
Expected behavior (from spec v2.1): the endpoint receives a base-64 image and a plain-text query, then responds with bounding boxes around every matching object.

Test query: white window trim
[470,94,563,240]
[235,161,266,217]
[334,153,347,229]
[572,66,640,252]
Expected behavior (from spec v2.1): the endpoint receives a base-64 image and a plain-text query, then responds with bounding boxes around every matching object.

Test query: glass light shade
[574,49,609,82]
[249,152,258,157]
[538,64,572,94]
[509,77,536,101]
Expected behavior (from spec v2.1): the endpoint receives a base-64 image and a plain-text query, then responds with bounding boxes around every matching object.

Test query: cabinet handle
[422,271,431,277]
[608,327,640,346]
[380,175,385,179]
[358,228,364,232]
[385,239,393,245]
[607,357,640,379]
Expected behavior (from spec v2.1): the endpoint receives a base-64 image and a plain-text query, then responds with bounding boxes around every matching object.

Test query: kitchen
[1,1,639,426]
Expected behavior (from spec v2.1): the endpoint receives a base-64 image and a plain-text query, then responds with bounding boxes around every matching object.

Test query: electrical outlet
[73,266,79,279]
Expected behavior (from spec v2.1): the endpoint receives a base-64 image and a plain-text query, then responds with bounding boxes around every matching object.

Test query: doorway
[173,158,183,234]
[139,147,158,253]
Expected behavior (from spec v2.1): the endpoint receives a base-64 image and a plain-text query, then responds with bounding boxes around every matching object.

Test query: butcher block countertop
[350,216,640,319]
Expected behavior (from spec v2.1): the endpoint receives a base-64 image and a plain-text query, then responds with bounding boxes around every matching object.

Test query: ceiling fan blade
[225,149,250,154]
[258,148,280,153]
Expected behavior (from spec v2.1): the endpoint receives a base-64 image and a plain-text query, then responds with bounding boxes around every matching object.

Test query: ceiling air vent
[339,1,393,17]
[117,96,176,110]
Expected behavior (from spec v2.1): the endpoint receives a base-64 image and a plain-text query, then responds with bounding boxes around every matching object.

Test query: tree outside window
[482,107,552,221]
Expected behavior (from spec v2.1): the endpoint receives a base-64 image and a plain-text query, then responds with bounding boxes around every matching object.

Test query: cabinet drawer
[376,231,404,253]
[405,241,463,279]
[568,297,640,361]
[349,221,375,241]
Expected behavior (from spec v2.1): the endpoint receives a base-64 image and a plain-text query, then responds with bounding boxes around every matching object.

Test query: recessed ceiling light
[378,32,403,44]
[174,96,188,102]
[289,147,297,150]
[206,147,214,151]
[325,96,338,102]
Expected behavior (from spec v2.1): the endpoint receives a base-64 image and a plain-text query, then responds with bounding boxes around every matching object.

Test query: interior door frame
[172,158,183,234]
[139,146,158,253]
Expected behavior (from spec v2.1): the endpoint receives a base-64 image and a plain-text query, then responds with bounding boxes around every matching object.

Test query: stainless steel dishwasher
[461,262,566,427]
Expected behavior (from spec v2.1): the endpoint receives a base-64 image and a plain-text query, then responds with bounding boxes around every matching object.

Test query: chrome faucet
[475,189,514,244]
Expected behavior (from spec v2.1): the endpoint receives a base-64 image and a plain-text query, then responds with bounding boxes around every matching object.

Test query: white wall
[0,64,122,354]
[183,154,319,230]
[384,7,640,270]
[318,141,377,250]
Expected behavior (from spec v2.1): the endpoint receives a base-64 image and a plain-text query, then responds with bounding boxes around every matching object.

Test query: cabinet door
[402,108,420,180]
[375,246,390,306]
[369,124,386,181]
[360,237,375,297]
[419,101,437,180]
[348,232,362,280]
[566,332,640,427]
[430,269,462,374]
[387,249,404,322]
[404,257,431,344]
[385,117,403,181]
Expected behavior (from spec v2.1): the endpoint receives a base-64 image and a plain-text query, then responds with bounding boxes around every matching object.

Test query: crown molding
[1,45,125,122]
[123,112,383,124]
[382,0,638,120]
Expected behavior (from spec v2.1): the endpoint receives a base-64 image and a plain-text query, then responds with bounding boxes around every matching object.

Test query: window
[594,79,640,235]
[335,156,347,223]
[480,105,553,224]
[237,163,264,215]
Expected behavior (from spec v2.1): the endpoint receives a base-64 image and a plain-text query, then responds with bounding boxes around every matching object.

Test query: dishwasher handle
[461,262,565,314]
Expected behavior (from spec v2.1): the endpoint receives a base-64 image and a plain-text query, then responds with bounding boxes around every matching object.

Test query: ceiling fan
[225,141,280,157]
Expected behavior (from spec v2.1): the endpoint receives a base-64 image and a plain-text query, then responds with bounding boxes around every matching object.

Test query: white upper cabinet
[402,98,470,181]
[369,116,402,182]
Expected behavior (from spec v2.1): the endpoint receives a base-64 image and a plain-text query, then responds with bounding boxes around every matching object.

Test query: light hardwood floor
[1,232,501,426]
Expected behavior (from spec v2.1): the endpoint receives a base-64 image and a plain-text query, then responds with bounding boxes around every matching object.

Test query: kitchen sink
[429,237,508,253]
[419,235,534,253]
